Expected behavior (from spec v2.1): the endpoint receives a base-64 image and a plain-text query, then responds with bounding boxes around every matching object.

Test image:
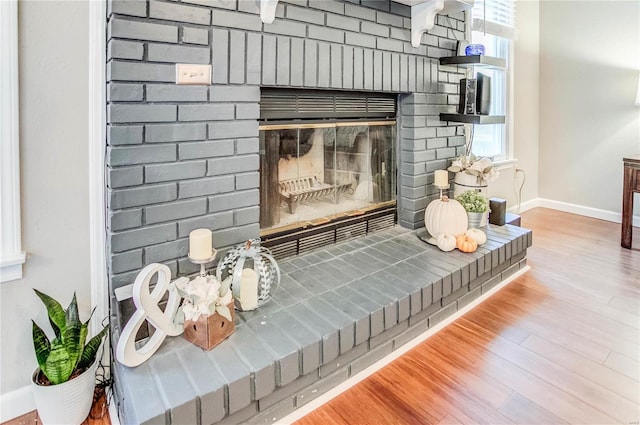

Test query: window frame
[0,0,26,283]
[467,1,515,163]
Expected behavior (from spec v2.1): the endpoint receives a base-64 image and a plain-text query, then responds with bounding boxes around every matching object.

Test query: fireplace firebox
[259,90,398,258]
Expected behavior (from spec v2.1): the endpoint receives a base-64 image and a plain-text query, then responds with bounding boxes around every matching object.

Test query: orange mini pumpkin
[456,234,478,253]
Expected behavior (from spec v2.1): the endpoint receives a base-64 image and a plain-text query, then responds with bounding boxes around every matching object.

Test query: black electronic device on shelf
[458,78,477,115]
[476,73,491,115]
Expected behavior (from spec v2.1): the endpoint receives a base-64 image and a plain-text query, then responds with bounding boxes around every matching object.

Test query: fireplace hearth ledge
[112,224,532,425]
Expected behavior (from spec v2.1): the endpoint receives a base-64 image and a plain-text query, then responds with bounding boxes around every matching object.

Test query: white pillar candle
[239,268,258,310]
[189,229,213,260]
[434,170,448,187]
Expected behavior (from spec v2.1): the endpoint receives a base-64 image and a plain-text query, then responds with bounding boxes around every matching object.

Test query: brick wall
[106,0,466,294]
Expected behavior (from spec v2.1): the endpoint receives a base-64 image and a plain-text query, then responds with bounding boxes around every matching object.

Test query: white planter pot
[453,172,488,198]
[31,360,98,425]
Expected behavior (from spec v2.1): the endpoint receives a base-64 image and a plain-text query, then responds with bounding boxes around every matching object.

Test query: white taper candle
[239,268,259,311]
[189,228,213,260]
[434,169,448,187]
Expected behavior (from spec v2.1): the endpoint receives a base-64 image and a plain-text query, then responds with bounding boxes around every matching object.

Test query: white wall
[539,0,640,216]
[0,1,92,420]
[511,0,540,210]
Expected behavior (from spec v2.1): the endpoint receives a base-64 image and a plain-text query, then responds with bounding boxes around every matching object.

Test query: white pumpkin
[424,196,468,239]
[436,234,457,252]
[465,228,487,245]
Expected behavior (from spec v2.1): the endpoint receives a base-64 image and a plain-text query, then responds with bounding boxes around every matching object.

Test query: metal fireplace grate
[262,206,397,260]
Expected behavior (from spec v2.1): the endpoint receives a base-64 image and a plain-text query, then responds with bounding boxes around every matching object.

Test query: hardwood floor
[295,208,640,425]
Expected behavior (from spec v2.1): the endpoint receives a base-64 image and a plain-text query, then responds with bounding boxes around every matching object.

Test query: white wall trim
[88,2,112,405]
[509,197,640,227]
[509,197,541,214]
[0,0,26,283]
[0,385,34,423]
[494,158,518,170]
[88,0,108,339]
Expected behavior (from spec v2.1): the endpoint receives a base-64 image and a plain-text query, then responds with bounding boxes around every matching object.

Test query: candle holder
[216,238,280,310]
[434,183,450,200]
[188,249,218,277]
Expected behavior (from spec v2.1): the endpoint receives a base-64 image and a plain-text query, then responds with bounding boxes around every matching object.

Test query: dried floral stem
[464,124,474,157]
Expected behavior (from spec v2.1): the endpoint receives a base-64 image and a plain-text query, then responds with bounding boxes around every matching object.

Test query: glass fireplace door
[259,121,396,233]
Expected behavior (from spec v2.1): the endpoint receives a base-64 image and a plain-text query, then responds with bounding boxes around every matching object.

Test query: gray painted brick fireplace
[106,0,466,291]
[103,0,509,423]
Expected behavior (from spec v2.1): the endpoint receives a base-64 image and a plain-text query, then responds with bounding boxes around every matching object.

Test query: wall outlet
[176,64,211,85]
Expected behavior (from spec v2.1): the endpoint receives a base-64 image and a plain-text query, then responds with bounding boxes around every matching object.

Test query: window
[0,0,26,283]
[469,0,515,161]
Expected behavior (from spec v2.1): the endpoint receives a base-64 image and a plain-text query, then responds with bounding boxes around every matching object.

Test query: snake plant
[32,289,109,385]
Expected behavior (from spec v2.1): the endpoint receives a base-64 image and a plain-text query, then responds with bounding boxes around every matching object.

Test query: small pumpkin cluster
[436,228,486,253]
[424,194,487,253]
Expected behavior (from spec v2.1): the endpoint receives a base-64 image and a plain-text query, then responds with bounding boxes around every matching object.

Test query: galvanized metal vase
[467,212,484,229]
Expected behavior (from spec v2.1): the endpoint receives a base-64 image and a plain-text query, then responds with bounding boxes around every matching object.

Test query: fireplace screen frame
[258,89,399,257]
[259,119,398,237]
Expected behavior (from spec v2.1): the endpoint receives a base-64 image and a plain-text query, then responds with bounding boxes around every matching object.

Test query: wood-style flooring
[5,208,639,425]
[295,208,640,425]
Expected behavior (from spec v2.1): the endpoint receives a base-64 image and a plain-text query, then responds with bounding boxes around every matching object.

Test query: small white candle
[189,228,213,260]
[239,268,258,311]
[434,170,448,187]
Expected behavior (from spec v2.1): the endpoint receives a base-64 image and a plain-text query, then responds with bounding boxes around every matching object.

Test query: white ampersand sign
[116,263,188,367]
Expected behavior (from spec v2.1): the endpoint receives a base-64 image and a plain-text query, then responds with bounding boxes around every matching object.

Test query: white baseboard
[0,385,34,422]
[509,197,541,214]
[508,197,640,227]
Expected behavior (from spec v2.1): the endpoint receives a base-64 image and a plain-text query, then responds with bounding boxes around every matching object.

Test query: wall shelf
[439,55,506,68]
[440,113,505,124]
[440,55,506,125]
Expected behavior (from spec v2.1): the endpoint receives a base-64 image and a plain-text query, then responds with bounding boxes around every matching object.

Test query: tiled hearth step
[112,224,532,425]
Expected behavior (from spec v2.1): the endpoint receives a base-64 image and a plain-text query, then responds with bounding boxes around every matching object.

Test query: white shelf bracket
[260,0,279,24]
[410,0,445,47]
